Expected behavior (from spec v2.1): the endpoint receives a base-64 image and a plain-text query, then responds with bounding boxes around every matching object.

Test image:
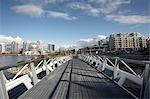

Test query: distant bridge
[0,54,149,99]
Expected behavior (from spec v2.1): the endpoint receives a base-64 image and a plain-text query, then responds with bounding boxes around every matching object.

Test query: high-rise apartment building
[109,32,147,51]
[23,41,29,52]
[11,41,19,53]
[37,40,43,51]
[48,44,55,52]
[0,43,5,53]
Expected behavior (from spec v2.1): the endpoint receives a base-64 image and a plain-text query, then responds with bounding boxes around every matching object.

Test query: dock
[19,58,134,99]
[0,55,149,99]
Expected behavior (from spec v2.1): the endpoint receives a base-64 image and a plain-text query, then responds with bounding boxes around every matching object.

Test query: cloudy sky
[1,0,150,48]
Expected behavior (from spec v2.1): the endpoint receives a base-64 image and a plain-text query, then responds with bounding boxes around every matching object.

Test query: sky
[0,0,150,49]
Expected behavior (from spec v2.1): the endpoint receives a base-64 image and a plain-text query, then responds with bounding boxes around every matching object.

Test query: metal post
[95,60,99,67]
[90,48,92,55]
[30,62,38,85]
[101,56,106,72]
[0,71,9,99]
[113,57,119,79]
[140,63,150,98]
[44,60,50,75]
[118,75,126,86]
[115,57,118,66]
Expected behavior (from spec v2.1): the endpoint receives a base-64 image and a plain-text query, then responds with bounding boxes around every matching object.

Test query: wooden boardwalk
[19,58,134,99]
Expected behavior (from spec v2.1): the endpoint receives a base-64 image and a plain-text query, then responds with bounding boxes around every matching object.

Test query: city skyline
[0,32,148,50]
[1,0,150,49]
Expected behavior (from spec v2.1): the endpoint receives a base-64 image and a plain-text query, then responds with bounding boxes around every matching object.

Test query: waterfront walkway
[19,58,134,99]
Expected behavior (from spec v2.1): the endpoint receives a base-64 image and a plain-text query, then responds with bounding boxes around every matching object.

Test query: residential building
[78,37,109,54]
[5,44,11,53]
[23,41,29,53]
[48,44,55,52]
[37,40,43,51]
[11,41,19,53]
[24,41,44,55]
[0,43,5,53]
[109,32,147,51]
[146,38,150,54]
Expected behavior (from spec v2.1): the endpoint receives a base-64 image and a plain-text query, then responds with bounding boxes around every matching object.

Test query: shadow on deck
[18,58,135,99]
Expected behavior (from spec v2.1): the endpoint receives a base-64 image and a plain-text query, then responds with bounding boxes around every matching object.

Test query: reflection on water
[0,56,31,67]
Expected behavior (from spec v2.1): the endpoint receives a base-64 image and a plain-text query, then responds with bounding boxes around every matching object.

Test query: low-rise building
[78,44,109,55]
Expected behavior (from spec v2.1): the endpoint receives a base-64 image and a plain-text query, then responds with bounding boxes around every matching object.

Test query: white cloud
[11,0,133,20]
[68,0,131,16]
[11,4,44,17]
[44,0,65,4]
[68,3,100,16]
[89,0,131,5]
[11,4,76,20]
[0,35,23,44]
[59,35,107,49]
[47,11,77,20]
[106,15,150,24]
[77,35,107,48]
[60,44,77,50]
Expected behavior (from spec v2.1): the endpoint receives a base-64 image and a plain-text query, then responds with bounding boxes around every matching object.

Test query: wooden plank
[51,63,71,99]
[67,59,134,99]
[19,58,135,99]
[18,62,69,99]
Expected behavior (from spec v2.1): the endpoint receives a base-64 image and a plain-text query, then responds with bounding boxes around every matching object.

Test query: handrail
[79,54,150,98]
[141,64,150,98]
[106,55,150,65]
[120,60,138,76]
[0,55,71,99]
[12,64,29,80]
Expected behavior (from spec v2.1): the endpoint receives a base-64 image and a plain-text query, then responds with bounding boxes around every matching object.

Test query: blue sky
[1,0,150,48]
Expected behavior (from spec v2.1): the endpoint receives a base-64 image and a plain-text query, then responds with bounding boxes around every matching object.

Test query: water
[0,55,32,79]
[0,56,31,67]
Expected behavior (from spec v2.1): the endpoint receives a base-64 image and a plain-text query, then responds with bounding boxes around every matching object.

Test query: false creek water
[0,56,32,67]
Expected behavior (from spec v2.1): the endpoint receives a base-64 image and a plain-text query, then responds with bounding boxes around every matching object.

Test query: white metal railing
[0,56,72,99]
[78,54,150,99]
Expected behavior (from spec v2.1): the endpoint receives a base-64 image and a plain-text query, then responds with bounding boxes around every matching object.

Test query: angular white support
[120,60,137,76]
[13,64,29,80]
[98,56,103,62]
[106,58,115,67]
[113,65,119,79]
[44,60,50,75]
[118,75,126,86]
[141,63,150,98]
[95,60,101,67]
[113,58,119,79]
[30,62,38,85]
[115,57,118,66]
[46,59,51,64]
[35,60,43,69]
[46,65,54,72]
[0,71,9,99]
[6,75,33,91]
[101,56,106,71]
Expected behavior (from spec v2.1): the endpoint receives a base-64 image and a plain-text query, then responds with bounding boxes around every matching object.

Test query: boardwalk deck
[19,58,135,99]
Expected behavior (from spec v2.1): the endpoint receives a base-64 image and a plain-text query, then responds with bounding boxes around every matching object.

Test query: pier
[0,55,149,99]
